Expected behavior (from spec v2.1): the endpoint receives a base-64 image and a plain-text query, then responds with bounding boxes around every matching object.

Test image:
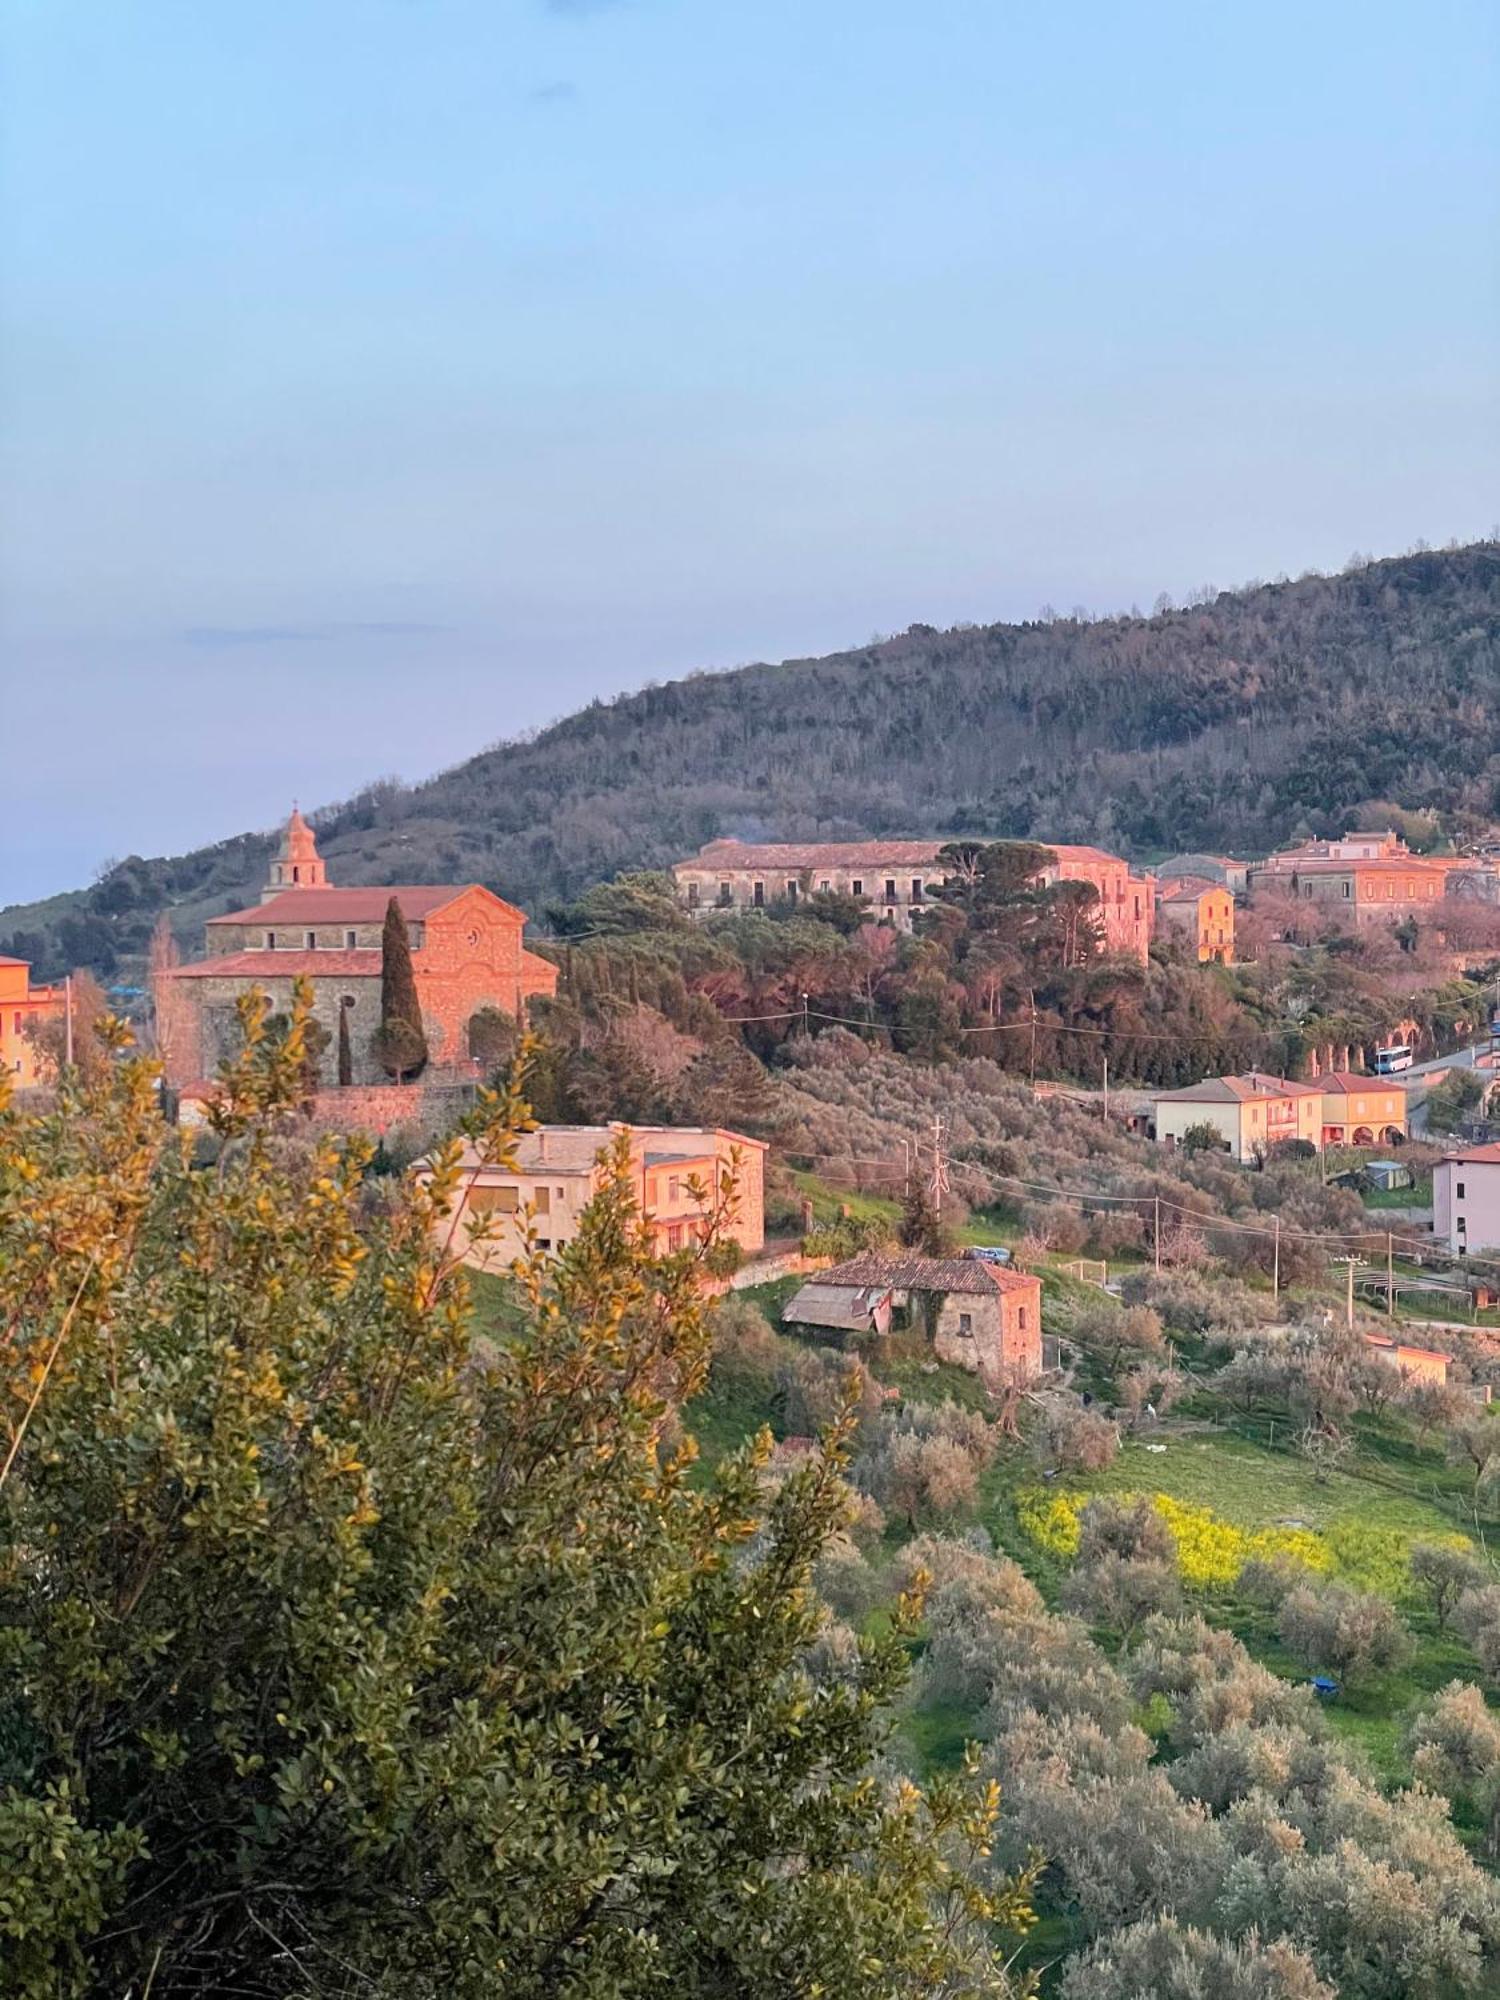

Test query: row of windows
[688,877,932,909]
[955,1305,1029,1336]
[257,929,363,950]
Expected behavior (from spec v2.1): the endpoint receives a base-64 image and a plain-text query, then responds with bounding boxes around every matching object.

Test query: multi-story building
[1156,879,1234,963]
[1247,832,1471,928]
[1155,854,1250,897]
[440,1122,766,1267]
[672,839,951,933]
[1319,1074,1407,1147]
[164,809,557,1087]
[1435,1144,1500,1256]
[0,956,67,1089]
[1035,845,1155,962]
[1152,1072,1323,1161]
[673,835,1155,957]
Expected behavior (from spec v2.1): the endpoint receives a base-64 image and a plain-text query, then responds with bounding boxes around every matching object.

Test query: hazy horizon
[4,0,1496,906]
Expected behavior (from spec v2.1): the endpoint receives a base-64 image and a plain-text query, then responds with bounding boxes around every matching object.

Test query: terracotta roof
[1322,1072,1404,1094]
[209,885,479,926]
[1365,1333,1453,1365]
[1257,856,1450,879]
[681,838,947,871]
[1158,877,1224,903]
[1155,1070,1320,1104]
[172,950,383,981]
[1040,844,1131,870]
[819,1252,1039,1298]
[448,1122,766,1177]
[1442,1144,1500,1166]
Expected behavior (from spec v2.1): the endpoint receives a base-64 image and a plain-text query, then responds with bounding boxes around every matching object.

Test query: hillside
[7,542,1500,979]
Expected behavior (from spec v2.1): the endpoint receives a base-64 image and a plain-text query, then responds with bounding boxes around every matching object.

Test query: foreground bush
[0,992,1037,2000]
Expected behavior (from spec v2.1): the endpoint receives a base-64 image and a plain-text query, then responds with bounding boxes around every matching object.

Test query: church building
[164,810,558,1088]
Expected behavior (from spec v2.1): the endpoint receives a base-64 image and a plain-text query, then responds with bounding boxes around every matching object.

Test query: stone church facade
[165,810,558,1088]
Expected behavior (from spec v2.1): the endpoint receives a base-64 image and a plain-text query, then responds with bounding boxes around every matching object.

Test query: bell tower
[263,806,329,900]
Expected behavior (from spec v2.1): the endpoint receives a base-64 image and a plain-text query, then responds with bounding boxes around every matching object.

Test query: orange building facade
[165,810,557,1088]
[440,1123,767,1268]
[1156,879,1234,962]
[0,957,67,1090]
[1036,845,1155,962]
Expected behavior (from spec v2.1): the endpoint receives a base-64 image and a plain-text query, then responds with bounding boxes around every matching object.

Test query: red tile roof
[1158,877,1225,903]
[820,1252,1040,1297]
[1442,1143,1500,1165]
[1322,1072,1405,1094]
[172,950,383,981]
[209,885,477,927]
[1041,843,1132,869]
[683,838,947,871]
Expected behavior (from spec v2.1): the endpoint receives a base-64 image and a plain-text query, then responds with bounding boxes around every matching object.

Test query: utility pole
[1153,1195,1162,1274]
[929,1115,949,1212]
[901,1137,911,1200]
[1273,1215,1280,1299]
[801,991,810,1039]
[1392,1224,1408,1320]
[1028,989,1039,1088]
[64,974,73,1068]
[1102,1053,1110,1122]
[1334,1255,1360,1330]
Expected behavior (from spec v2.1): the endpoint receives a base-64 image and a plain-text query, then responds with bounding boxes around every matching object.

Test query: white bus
[1373,1043,1413,1075]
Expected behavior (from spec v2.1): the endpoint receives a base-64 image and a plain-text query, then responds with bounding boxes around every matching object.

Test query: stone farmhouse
[782,1252,1042,1387]
[163,810,557,1088]
[438,1122,766,1267]
[673,836,1155,956]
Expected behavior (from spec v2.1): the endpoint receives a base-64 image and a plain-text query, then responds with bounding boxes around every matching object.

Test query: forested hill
[9,542,1500,978]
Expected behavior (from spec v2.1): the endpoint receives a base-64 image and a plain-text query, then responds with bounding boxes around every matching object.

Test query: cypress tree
[376,897,428,1083]
[337,998,353,1086]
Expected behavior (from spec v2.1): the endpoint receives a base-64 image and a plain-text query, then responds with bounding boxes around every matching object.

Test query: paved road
[1404,1042,1491,1079]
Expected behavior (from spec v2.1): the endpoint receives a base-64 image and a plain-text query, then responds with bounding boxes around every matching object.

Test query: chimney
[537,1130,547,1163]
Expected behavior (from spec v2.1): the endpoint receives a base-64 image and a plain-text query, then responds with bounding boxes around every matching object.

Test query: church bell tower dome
[263,806,329,899]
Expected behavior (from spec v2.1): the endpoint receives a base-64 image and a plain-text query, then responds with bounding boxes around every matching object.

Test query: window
[1458,1215,1467,1234]
[911,878,923,902]
[1342,881,1351,899]
[305,931,316,949]
[819,878,831,891]
[753,881,765,907]
[851,879,864,896]
[1458,1181,1466,1200]
[267,931,277,949]
[1017,1306,1028,1330]
[884,878,897,902]
[533,1187,551,1215]
[667,1222,684,1251]
[786,880,797,902]
[687,882,700,907]
[718,881,732,905]
[957,1312,973,1336]
[346,931,357,949]
[12,1012,20,1035]
[467,1185,520,1214]
[292,865,300,883]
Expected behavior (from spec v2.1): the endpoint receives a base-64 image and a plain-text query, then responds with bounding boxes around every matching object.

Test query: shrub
[1277,1579,1414,1687]
[1035,1402,1119,1474]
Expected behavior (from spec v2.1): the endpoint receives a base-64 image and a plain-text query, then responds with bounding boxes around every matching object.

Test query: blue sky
[2,0,1496,904]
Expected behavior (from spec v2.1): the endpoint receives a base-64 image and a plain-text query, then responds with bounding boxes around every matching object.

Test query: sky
[2,0,1497,906]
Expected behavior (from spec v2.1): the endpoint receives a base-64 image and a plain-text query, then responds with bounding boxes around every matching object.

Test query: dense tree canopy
[0,992,1036,1998]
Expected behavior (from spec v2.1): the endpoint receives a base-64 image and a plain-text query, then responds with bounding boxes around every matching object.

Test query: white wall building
[1434,1144,1500,1256]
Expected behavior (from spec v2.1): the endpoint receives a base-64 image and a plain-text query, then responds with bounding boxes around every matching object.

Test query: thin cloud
[530,79,578,102]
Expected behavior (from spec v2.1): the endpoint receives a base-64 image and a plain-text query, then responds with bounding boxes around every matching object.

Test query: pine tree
[337,998,353,1086]
[375,897,428,1082]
